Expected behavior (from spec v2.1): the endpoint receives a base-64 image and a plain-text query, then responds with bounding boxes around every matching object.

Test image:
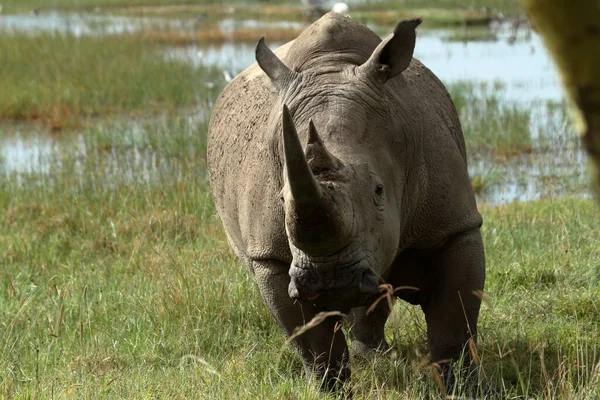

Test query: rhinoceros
[207,12,486,391]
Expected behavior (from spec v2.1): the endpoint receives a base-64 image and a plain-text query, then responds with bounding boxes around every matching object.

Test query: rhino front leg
[251,259,350,391]
[422,228,485,391]
[347,302,390,359]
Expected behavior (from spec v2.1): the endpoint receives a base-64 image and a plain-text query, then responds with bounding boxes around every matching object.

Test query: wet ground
[0,10,590,205]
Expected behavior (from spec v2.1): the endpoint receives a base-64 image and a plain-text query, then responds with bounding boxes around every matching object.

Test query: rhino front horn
[282,104,322,203]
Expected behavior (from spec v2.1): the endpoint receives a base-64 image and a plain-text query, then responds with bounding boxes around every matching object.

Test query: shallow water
[168,20,561,105]
[470,144,590,205]
[0,12,591,205]
[1,12,562,104]
[0,133,55,174]
[416,23,562,103]
[0,111,589,207]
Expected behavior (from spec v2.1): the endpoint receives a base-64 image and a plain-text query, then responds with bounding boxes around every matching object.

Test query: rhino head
[256,16,422,311]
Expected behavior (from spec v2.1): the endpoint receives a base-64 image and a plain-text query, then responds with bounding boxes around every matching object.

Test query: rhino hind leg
[347,302,390,359]
[250,259,351,391]
[421,228,486,394]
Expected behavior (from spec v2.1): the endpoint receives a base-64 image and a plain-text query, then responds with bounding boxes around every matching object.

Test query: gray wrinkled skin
[208,12,486,392]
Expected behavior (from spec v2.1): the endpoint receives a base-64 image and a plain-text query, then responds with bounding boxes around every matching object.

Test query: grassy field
[0,0,278,14]
[2,0,522,13]
[449,82,534,155]
[1,3,598,398]
[1,0,522,28]
[1,115,599,398]
[0,32,223,129]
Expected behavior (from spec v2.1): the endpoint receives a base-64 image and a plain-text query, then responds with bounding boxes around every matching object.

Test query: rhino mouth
[287,254,381,311]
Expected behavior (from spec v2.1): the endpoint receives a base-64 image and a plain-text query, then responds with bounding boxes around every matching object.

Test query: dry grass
[141,26,304,45]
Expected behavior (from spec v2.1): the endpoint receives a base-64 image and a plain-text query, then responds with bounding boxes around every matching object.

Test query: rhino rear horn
[256,37,298,92]
[360,17,422,82]
[282,105,322,203]
[306,120,342,174]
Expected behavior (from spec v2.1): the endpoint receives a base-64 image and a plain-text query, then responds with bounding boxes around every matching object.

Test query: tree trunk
[520,0,600,190]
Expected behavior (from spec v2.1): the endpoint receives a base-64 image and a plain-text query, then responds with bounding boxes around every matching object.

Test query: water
[0,12,562,105]
[470,144,590,205]
[0,12,591,205]
[165,42,267,80]
[169,20,561,104]
[415,23,562,103]
[0,131,55,174]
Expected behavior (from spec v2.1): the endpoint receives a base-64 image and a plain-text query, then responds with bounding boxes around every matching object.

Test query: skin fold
[207,12,485,393]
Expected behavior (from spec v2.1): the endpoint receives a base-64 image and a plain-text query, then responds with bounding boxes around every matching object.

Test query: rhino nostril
[288,280,300,299]
[359,271,380,295]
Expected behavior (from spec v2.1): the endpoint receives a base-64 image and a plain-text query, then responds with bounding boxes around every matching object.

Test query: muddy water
[0,12,590,205]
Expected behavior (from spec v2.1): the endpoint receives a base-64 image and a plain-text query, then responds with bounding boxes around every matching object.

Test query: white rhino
[208,12,485,392]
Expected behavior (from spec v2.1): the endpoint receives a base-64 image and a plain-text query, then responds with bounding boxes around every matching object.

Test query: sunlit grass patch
[0,32,222,129]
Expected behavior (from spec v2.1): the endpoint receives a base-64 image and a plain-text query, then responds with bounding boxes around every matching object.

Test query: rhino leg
[347,302,390,359]
[421,228,485,392]
[251,259,350,391]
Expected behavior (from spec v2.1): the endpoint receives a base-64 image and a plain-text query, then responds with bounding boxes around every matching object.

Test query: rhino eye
[375,184,384,196]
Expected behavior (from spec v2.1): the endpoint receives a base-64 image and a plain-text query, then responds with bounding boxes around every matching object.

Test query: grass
[2,0,523,14]
[1,0,522,28]
[443,26,499,42]
[0,0,295,14]
[0,11,596,397]
[0,32,223,129]
[355,0,523,16]
[449,81,534,155]
[141,25,304,45]
[1,113,599,398]
[352,8,497,28]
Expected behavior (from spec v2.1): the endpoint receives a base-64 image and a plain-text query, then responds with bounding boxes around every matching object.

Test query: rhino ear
[360,18,422,82]
[256,37,298,92]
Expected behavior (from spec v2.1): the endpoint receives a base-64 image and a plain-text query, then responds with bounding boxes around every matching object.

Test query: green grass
[355,0,523,16]
[443,26,499,42]
[2,0,522,14]
[0,0,291,14]
[0,32,223,129]
[1,0,523,28]
[0,12,595,397]
[450,81,534,155]
[1,115,599,398]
